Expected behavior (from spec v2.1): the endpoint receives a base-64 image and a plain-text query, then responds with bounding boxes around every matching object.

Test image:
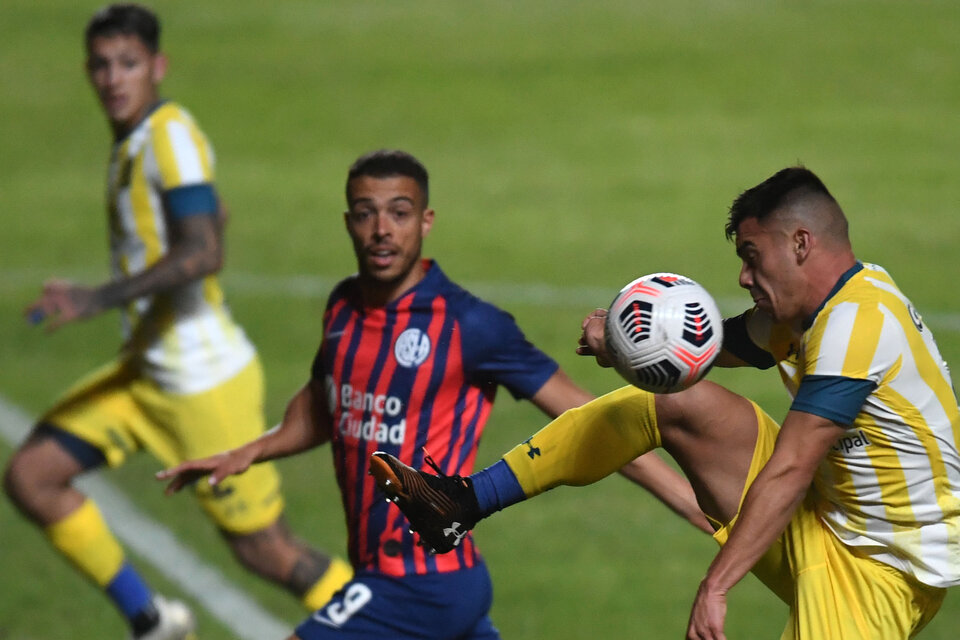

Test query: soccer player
[370,167,960,639]
[3,5,350,639]
[158,149,712,639]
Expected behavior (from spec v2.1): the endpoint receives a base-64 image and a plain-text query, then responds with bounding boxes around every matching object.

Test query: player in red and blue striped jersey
[160,149,710,639]
[317,256,565,578]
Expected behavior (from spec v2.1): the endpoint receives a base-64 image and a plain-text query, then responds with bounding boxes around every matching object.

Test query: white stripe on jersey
[107,102,254,394]
[165,120,205,185]
[807,301,859,375]
[804,264,960,587]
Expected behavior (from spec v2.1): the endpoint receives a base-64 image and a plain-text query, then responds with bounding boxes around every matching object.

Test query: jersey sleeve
[309,286,345,382]
[790,301,887,424]
[458,299,559,400]
[151,111,218,218]
[723,310,777,369]
[722,306,798,368]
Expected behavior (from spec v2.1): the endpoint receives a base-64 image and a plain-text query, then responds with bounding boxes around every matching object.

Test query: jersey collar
[114,99,168,143]
[388,259,441,307]
[802,261,863,330]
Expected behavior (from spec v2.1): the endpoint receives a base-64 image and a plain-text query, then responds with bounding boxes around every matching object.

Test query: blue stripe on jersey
[401,288,456,575]
[791,374,877,425]
[164,183,218,218]
[358,309,399,569]
[451,386,488,473]
[335,304,366,566]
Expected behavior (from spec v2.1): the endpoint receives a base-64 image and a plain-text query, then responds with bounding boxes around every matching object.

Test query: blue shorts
[295,565,499,640]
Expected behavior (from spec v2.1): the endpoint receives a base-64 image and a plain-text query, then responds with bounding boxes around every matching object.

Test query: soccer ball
[604,273,723,394]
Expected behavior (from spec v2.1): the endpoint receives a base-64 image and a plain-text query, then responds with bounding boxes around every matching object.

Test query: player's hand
[156,447,258,495]
[25,279,103,332]
[576,308,613,367]
[686,579,728,640]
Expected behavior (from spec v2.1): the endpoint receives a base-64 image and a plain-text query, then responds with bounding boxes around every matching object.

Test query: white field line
[2,267,958,332]
[227,271,960,333]
[0,395,291,640]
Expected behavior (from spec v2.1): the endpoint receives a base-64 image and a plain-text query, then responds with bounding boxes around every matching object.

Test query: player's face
[86,34,166,136]
[345,175,434,303]
[734,216,806,323]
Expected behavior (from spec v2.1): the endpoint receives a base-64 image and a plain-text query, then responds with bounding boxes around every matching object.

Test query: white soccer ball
[604,273,723,394]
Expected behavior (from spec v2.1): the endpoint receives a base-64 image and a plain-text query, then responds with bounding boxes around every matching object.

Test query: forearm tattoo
[96,214,222,310]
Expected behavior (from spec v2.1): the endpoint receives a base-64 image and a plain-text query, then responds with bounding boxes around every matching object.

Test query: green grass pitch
[1,1,958,638]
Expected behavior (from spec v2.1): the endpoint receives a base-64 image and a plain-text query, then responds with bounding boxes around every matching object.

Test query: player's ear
[794,228,812,263]
[151,52,168,84]
[420,208,435,238]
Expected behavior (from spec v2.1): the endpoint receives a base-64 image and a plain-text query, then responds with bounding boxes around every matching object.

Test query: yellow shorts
[712,403,945,640]
[42,357,284,535]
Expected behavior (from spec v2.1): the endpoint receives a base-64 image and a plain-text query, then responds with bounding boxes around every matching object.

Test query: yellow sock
[45,498,125,587]
[504,385,660,497]
[302,556,353,610]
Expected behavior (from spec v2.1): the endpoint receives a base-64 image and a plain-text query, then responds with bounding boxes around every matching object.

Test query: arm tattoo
[95,214,223,310]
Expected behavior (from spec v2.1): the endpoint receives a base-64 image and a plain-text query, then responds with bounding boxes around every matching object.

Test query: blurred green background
[1,0,958,637]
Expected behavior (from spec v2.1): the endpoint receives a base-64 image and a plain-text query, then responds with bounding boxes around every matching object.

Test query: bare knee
[656,381,756,439]
[654,381,760,523]
[4,432,84,523]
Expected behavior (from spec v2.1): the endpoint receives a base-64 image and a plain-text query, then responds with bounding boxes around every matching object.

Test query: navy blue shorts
[295,564,499,640]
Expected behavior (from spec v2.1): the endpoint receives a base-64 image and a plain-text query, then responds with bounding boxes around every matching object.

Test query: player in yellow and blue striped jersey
[3,5,350,639]
[370,167,960,639]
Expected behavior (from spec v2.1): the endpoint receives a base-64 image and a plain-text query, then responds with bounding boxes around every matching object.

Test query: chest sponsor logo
[394,328,431,368]
[832,429,872,455]
[334,382,406,445]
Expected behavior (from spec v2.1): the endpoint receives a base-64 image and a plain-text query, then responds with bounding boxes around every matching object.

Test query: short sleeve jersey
[725,262,960,587]
[107,101,254,393]
[311,260,559,578]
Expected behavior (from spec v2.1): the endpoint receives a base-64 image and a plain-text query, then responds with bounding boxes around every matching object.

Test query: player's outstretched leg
[369,385,660,552]
[371,381,759,554]
[368,452,481,553]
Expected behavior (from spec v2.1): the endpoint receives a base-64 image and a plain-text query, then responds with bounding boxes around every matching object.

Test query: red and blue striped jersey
[311,260,558,577]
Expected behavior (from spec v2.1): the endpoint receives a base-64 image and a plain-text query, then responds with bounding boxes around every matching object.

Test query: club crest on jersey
[394,328,431,368]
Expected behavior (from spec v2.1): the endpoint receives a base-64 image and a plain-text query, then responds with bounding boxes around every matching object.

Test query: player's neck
[358,261,429,308]
[800,252,858,319]
[108,98,163,140]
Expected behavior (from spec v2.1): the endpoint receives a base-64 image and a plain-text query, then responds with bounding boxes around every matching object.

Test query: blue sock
[471,459,527,517]
[105,563,154,619]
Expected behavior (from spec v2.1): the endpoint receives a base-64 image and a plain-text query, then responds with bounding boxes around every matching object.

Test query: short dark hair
[85,4,160,53]
[725,167,837,240]
[346,150,429,206]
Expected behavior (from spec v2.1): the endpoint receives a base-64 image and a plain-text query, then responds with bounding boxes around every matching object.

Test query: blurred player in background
[3,5,350,639]
[159,149,711,639]
[371,167,960,639]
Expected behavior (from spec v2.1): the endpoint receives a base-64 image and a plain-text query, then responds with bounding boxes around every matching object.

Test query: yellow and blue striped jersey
[731,262,960,588]
[107,100,254,394]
